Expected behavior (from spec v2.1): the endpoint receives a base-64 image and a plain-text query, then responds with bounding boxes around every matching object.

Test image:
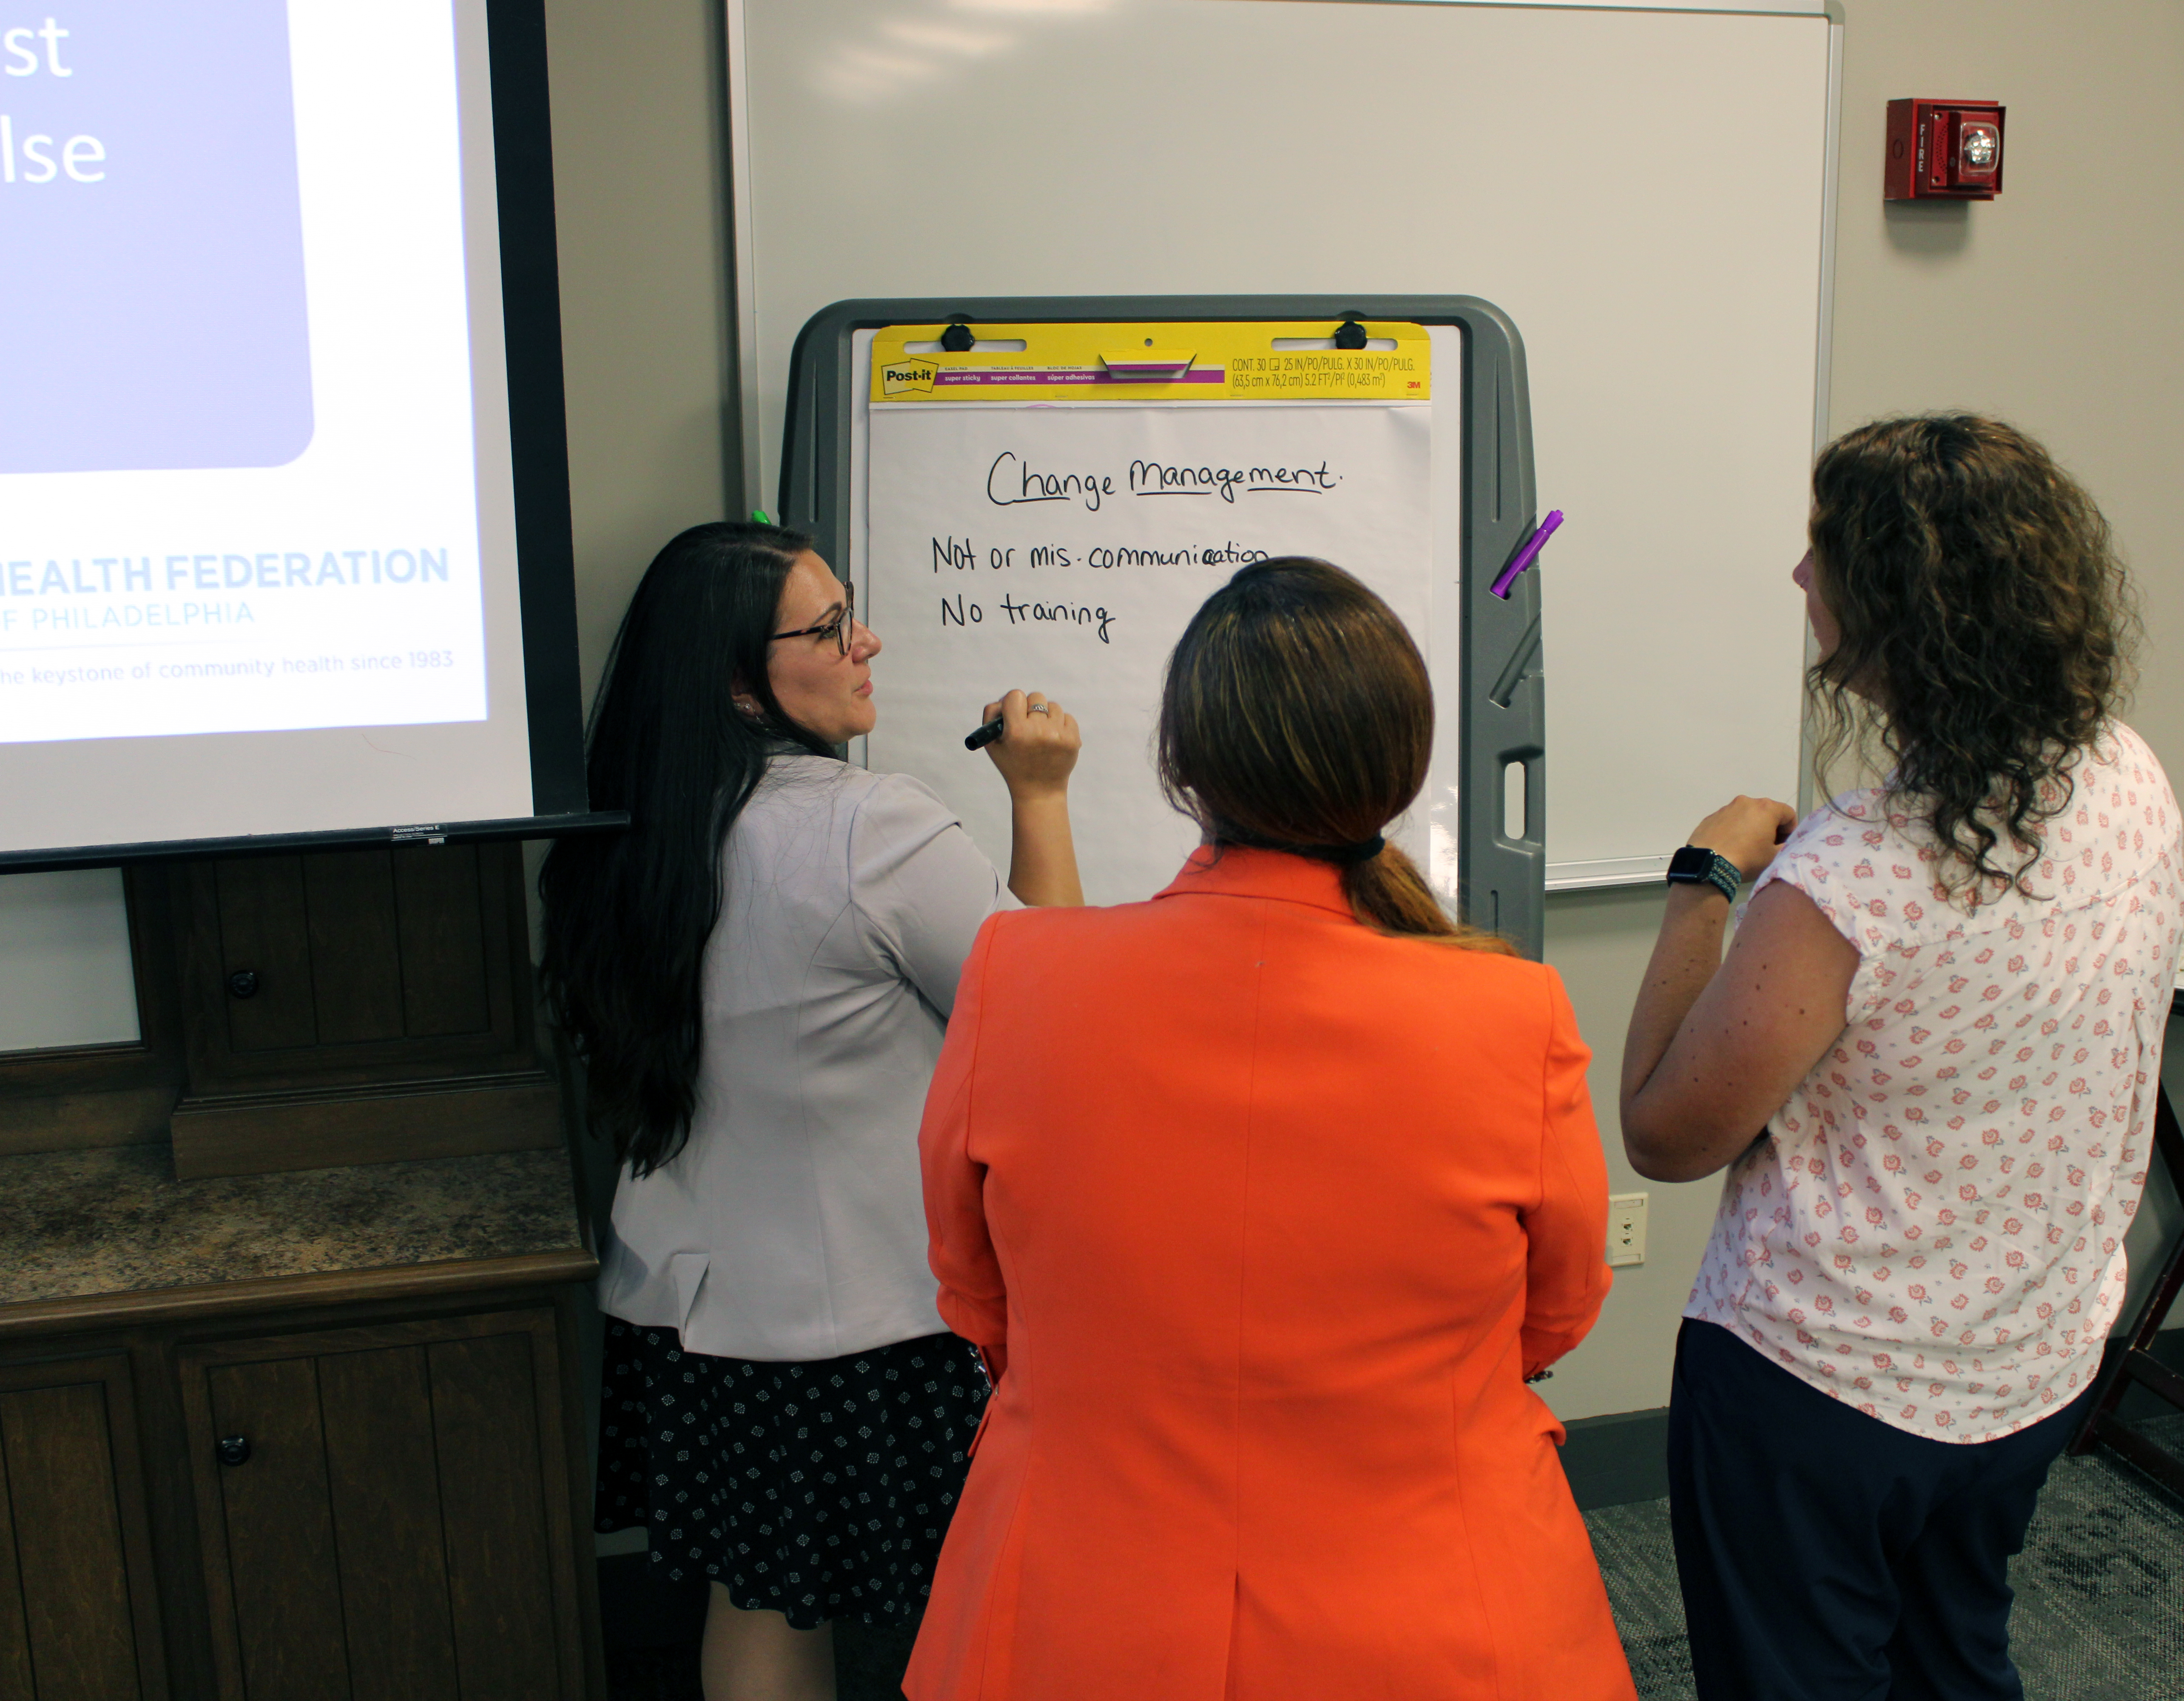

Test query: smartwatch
[1666,845,1742,904]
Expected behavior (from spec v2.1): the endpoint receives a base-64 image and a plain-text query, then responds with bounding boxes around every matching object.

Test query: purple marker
[1490,509,1563,599]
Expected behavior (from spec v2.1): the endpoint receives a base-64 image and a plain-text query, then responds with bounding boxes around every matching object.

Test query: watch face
[1667,845,1715,879]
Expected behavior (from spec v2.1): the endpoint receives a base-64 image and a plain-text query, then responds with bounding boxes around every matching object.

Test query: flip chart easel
[777,296,1547,957]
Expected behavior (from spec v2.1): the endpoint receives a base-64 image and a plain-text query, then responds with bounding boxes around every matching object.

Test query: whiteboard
[728,0,1838,886]
[853,361,1447,906]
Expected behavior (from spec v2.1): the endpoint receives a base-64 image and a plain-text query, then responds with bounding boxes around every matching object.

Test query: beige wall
[545,0,739,706]
[538,0,2184,1422]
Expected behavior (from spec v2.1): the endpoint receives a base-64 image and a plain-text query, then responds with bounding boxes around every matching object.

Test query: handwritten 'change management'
[985,453,1341,512]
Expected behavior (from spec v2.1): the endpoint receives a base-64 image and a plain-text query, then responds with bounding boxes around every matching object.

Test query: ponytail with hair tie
[1166,559,1511,953]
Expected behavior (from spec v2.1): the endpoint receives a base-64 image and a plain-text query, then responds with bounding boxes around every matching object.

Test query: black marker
[964,717,1005,751]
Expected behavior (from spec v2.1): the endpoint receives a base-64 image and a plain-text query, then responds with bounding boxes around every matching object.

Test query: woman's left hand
[1688,795,1798,881]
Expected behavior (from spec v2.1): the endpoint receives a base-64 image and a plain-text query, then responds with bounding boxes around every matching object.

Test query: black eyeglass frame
[768,585,857,656]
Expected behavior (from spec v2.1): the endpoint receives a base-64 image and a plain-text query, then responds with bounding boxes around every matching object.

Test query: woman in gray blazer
[540,521,1081,1701]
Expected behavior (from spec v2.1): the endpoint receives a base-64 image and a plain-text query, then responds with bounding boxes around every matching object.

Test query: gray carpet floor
[1586,1416,2184,1701]
[611,1419,2184,1699]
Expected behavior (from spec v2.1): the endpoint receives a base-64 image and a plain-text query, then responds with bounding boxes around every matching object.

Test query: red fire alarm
[1886,99,2006,200]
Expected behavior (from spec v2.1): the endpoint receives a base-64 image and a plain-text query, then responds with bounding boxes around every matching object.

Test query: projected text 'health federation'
[0,546,486,744]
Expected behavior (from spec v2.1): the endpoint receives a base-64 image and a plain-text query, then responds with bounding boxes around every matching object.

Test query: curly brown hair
[1808,414,2136,901]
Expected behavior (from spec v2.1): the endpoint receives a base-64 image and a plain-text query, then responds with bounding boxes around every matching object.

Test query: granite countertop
[0,1143,588,1308]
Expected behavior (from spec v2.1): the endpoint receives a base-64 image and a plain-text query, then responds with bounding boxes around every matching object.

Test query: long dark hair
[1808,415,2135,901]
[1158,557,1510,950]
[538,521,833,1176]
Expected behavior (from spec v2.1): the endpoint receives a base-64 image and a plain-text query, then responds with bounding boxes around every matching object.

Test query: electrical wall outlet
[1607,1192,1649,1267]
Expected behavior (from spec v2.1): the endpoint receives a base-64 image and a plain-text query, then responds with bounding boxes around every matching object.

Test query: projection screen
[0,0,602,868]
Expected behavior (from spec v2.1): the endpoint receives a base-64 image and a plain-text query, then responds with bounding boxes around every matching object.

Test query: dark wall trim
[1560,1407,1672,1513]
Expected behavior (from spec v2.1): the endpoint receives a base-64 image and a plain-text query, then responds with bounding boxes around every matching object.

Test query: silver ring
[1027,702,1051,715]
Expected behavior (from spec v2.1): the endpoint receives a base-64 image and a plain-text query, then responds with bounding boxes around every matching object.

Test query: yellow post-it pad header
[869,322,1430,403]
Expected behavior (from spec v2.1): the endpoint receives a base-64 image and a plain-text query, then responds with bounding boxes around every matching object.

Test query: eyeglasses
[769,586,857,657]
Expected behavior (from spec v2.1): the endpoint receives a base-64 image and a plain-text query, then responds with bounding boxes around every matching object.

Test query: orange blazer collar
[1155,844,1355,918]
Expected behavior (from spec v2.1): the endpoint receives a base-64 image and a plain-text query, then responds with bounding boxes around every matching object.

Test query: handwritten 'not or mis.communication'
[984,452,1342,512]
[932,537,1270,573]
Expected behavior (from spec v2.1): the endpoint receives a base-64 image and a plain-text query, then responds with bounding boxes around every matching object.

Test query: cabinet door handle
[227,970,260,999]
[216,1434,252,1467]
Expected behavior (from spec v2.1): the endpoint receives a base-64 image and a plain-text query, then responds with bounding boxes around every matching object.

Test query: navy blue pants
[1667,1318,2090,1701]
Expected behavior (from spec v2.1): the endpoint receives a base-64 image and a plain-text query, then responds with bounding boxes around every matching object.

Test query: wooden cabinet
[164,843,563,1179]
[176,846,537,1091]
[0,1272,602,1701]
[177,1310,587,1701]
[0,1354,168,1700]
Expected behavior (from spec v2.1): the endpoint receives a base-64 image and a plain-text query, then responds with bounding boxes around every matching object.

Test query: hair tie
[1216,830,1385,866]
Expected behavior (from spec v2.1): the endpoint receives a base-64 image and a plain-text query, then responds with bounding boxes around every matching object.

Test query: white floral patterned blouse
[1685,722,2184,1442]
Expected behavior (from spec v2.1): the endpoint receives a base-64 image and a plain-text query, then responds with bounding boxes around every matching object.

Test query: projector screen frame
[0,812,632,879]
[0,0,610,875]
[489,0,589,824]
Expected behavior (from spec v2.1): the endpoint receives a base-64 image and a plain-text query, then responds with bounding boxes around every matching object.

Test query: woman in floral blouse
[1621,415,2181,1701]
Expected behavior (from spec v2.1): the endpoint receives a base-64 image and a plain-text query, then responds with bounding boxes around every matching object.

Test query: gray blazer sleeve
[847,772,1022,1016]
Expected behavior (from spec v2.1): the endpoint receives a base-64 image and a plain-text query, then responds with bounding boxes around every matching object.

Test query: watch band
[1666,846,1742,904]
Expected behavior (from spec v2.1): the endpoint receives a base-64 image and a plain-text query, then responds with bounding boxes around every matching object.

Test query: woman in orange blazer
[909,559,1635,1701]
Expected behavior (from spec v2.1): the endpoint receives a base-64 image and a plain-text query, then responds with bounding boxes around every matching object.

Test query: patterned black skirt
[595,1319,989,1629]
